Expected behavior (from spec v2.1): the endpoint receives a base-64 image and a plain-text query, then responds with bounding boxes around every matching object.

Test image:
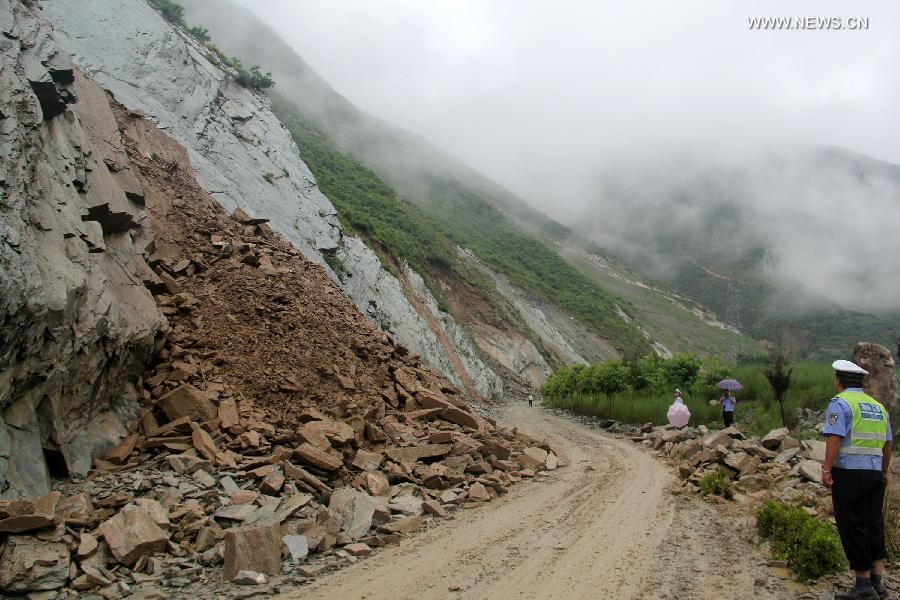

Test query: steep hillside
[42,0,502,400]
[1,2,166,498]
[177,0,762,371]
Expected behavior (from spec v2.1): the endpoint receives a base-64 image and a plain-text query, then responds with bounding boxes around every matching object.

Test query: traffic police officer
[822,360,892,599]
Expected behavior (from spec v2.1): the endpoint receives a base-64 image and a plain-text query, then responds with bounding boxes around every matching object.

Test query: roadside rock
[329,488,377,540]
[854,342,900,437]
[761,428,789,450]
[798,460,823,484]
[224,523,282,581]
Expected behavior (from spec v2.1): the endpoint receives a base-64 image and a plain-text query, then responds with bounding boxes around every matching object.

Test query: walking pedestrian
[720,389,736,427]
[528,394,534,407]
[822,360,892,600]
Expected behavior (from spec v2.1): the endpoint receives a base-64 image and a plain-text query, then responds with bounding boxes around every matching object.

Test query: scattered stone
[380,515,422,535]
[388,495,423,516]
[798,460,823,484]
[232,570,268,585]
[468,483,491,501]
[0,492,60,533]
[344,542,372,557]
[294,443,343,471]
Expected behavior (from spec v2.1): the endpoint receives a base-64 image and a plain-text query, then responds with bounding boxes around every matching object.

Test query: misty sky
[237,0,900,210]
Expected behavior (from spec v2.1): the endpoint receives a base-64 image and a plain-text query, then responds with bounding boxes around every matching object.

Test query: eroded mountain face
[1,0,166,498]
[41,0,504,400]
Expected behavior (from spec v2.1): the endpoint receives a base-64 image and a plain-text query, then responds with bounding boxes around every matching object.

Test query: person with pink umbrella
[718,379,743,427]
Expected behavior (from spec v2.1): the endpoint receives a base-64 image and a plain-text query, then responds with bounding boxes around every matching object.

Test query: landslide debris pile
[631,423,832,511]
[0,94,564,597]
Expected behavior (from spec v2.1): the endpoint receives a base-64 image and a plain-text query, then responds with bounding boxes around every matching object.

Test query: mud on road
[277,403,792,600]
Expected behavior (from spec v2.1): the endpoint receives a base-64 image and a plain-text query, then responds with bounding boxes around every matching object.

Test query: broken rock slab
[283,534,309,564]
[518,447,548,470]
[328,488,377,540]
[0,535,70,593]
[760,428,789,450]
[224,523,283,581]
[160,384,218,423]
[97,505,169,566]
[0,491,60,533]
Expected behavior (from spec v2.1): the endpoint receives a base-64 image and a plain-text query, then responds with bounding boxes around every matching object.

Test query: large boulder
[224,523,282,581]
[854,342,900,439]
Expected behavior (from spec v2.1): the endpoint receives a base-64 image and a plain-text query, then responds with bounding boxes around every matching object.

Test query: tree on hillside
[765,354,793,427]
[663,353,701,396]
[697,358,732,395]
[595,360,630,412]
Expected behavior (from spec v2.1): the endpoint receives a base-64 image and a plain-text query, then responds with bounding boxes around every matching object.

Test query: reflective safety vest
[836,390,889,456]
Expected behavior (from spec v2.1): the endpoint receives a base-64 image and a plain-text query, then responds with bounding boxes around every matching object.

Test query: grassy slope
[565,252,764,360]
[270,94,649,357]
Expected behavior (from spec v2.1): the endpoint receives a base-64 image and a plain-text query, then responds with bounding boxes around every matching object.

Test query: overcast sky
[236,0,899,207]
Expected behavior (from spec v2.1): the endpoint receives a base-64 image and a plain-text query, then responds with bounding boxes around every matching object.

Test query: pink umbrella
[667,402,691,428]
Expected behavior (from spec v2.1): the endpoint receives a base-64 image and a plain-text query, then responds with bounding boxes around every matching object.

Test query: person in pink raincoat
[667,389,691,428]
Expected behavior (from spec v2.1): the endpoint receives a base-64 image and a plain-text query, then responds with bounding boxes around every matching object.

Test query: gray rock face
[1,0,166,498]
[853,342,900,438]
[43,0,500,398]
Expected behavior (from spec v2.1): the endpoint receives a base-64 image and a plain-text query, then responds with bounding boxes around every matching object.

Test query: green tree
[663,353,702,395]
[696,357,732,395]
[595,360,631,412]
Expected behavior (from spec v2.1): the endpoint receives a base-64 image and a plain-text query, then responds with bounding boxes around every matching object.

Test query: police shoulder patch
[829,412,839,426]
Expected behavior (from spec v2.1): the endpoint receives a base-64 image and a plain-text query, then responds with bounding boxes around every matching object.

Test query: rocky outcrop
[41,0,501,398]
[853,342,900,438]
[0,0,166,498]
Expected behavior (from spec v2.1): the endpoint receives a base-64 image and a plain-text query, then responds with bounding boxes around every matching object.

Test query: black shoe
[836,588,880,600]
[872,582,889,600]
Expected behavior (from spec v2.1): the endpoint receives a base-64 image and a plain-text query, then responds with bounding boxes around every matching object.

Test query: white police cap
[832,359,868,375]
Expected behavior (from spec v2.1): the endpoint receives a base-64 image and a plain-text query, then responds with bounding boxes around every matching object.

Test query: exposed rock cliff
[41,0,501,398]
[0,0,166,498]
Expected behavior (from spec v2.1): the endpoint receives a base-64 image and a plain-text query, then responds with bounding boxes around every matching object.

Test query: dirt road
[277,403,791,600]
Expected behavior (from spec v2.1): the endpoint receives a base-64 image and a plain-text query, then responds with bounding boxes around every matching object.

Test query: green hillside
[270,94,650,357]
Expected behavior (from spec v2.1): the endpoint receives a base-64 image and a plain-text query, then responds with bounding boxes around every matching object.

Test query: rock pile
[0,91,564,596]
[633,424,832,512]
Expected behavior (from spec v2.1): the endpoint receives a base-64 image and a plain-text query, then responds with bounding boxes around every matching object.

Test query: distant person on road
[528,394,534,407]
[822,360,892,600]
[720,389,736,427]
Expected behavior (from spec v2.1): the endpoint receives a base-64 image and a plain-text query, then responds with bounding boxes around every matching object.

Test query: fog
[233,0,900,313]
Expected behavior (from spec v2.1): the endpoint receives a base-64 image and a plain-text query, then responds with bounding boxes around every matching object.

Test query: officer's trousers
[832,467,887,572]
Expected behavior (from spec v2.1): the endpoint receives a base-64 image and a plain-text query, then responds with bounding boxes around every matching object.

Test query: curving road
[276,403,790,600]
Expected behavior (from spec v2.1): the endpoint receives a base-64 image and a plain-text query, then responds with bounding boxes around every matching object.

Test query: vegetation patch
[698,471,733,499]
[756,500,845,581]
[542,355,834,429]
[146,0,273,90]
[269,94,649,357]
